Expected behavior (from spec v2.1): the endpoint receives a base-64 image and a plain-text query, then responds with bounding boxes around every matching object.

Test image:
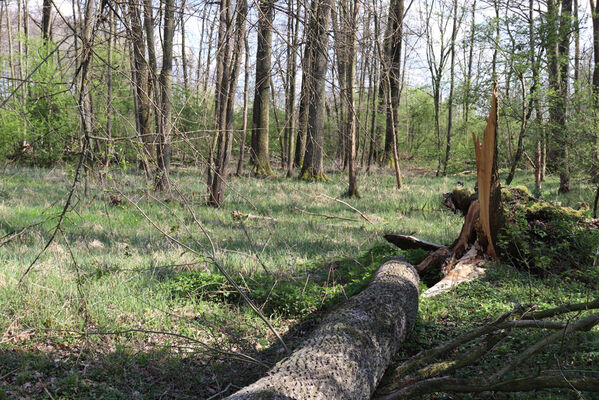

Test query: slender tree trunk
[383,0,404,184]
[367,58,379,172]
[155,0,175,191]
[342,0,360,197]
[433,78,442,176]
[42,0,52,41]
[250,0,275,176]
[285,0,300,177]
[590,0,599,179]
[270,78,286,168]
[294,14,311,170]
[300,0,333,181]
[195,6,207,96]
[209,0,246,206]
[143,0,159,138]
[102,9,115,182]
[463,0,476,140]
[129,0,152,178]
[203,11,217,93]
[546,0,572,193]
[236,34,250,176]
[17,0,27,144]
[505,75,529,185]
[180,0,189,93]
[208,0,230,196]
[443,0,459,175]
[79,0,97,197]
[332,6,347,167]
[5,4,16,94]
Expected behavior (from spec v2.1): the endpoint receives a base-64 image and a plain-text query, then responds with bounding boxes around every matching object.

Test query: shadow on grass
[0,344,269,399]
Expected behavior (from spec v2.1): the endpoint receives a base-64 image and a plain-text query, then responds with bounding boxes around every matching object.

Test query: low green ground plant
[0,166,596,399]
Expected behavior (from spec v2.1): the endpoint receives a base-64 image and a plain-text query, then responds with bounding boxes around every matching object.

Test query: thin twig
[317,193,373,223]
[117,190,290,354]
[294,206,361,222]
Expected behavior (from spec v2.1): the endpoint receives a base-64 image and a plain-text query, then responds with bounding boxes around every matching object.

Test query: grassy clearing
[0,165,597,399]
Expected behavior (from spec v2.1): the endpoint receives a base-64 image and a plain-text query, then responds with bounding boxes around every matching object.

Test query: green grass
[0,165,597,399]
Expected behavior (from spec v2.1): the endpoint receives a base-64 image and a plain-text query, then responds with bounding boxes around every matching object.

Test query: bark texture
[225,258,419,400]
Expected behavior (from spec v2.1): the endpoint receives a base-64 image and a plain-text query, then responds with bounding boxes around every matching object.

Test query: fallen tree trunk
[384,233,445,252]
[225,258,420,400]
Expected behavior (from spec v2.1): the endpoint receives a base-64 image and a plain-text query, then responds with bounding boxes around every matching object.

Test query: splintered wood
[472,85,499,259]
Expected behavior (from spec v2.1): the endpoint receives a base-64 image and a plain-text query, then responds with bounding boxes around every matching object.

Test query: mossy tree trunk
[225,258,419,400]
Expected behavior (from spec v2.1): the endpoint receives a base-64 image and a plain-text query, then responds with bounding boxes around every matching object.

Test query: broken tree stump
[472,85,504,259]
[225,258,420,400]
[415,86,504,295]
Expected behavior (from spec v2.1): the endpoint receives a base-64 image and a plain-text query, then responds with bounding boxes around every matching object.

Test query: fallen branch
[232,211,278,222]
[384,233,445,252]
[293,207,361,222]
[522,298,599,320]
[375,301,599,399]
[378,374,599,399]
[317,193,373,224]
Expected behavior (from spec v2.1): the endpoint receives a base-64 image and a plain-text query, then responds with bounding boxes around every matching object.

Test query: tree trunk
[546,0,572,194]
[284,0,300,177]
[382,0,404,186]
[41,0,52,41]
[294,25,311,169]
[102,9,115,182]
[591,0,599,172]
[463,0,476,138]
[209,0,246,206]
[300,0,333,181]
[236,33,250,177]
[250,0,275,176]
[557,0,572,193]
[155,0,175,191]
[180,0,189,93]
[128,0,153,178]
[79,0,97,197]
[442,0,459,175]
[143,0,159,137]
[225,258,419,400]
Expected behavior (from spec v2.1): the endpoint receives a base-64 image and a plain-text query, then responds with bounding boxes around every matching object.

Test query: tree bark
[41,0,52,41]
[383,0,404,170]
[591,0,599,171]
[225,258,419,400]
[180,0,189,93]
[79,0,97,197]
[209,0,246,206]
[236,33,250,177]
[155,0,175,191]
[442,0,460,175]
[284,0,300,177]
[128,0,153,178]
[250,0,275,176]
[300,0,333,181]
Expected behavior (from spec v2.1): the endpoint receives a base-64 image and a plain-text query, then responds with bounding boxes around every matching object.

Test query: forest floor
[0,164,597,399]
